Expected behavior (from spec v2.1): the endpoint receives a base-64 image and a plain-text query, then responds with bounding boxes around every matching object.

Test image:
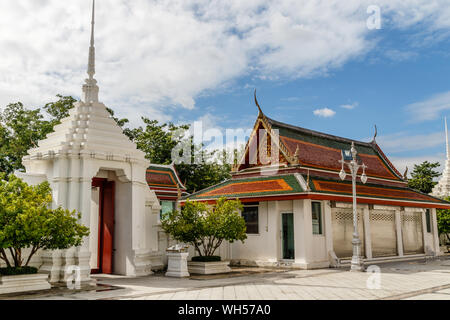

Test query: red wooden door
[101,181,115,274]
[92,178,115,274]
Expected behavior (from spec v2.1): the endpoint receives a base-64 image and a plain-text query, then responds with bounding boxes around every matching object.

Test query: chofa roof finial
[372,124,378,143]
[254,89,264,116]
[403,166,408,180]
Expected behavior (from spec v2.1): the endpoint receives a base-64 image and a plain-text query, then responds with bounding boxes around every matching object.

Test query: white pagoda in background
[431,117,450,198]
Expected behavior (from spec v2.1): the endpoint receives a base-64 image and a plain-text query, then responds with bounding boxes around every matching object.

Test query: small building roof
[146,164,187,201]
[183,172,450,208]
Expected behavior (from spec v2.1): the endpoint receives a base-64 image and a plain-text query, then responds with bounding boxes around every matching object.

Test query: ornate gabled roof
[308,175,447,205]
[266,117,404,180]
[147,164,187,200]
[184,174,304,200]
[183,171,450,208]
[234,110,404,182]
[186,95,450,208]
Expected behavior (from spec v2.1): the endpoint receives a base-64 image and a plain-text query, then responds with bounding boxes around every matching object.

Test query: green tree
[161,198,247,258]
[437,197,450,244]
[176,159,231,194]
[129,118,232,193]
[0,102,54,174]
[130,118,190,164]
[0,174,89,268]
[43,94,76,123]
[407,161,441,194]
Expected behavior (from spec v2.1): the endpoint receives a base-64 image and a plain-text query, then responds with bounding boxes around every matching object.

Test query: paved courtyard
[2,256,450,300]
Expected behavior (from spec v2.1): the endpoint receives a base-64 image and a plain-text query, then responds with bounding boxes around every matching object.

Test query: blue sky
[171,7,450,175]
[1,1,450,175]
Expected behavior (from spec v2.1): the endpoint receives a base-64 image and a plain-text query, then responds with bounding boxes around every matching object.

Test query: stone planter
[166,252,190,278]
[0,273,51,295]
[188,261,231,275]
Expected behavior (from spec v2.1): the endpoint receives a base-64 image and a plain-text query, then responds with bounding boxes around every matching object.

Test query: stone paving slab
[2,258,449,300]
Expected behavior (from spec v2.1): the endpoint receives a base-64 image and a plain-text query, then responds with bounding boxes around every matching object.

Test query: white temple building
[1,1,447,282]
[431,117,450,198]
[15,1,163,282]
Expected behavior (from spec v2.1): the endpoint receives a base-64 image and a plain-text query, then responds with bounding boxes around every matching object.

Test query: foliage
[437,197,450,244]
[176,148,232,194]
[0,174,90,268]
[128,118,232,193]
[130,118,190,164]
[43,94,76,123]
[407,161,441,194]
[0,102,55,174]
[191,256,221,262]
[161,198,247,257]
[0,266,37,276]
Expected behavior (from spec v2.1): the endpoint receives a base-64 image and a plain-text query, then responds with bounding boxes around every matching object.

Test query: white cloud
[405,91,450,122]
[340,102,358,110]
[313,108,336,118]
[1,0,450,126]
[384,49,418,62]
[376,131,446,153]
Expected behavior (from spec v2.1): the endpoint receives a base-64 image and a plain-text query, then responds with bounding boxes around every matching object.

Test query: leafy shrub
[161,198,247,257]
[0,266,38,276]
[0,174,90,268]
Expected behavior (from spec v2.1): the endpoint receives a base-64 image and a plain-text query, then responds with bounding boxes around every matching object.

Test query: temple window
[312,201,323,235]
[242,203,259,234]
[425,209,431,233]
[160,201,176,220]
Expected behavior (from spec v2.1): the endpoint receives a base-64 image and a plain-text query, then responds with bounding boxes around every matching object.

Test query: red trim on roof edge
[180,193,450,209]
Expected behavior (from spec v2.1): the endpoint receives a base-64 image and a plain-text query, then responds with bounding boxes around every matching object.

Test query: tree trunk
[24,246,39,267]
[8,248,18,267]
[0,248,11,268]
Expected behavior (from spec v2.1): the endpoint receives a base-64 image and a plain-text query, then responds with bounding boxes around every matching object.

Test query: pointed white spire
[87,0,95,79]
[82,0,99,103]
[446,117,449,159]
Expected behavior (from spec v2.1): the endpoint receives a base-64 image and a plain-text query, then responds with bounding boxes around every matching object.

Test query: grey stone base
[0,274,51,295]
[188,261,231,275]
[230,259,330,269]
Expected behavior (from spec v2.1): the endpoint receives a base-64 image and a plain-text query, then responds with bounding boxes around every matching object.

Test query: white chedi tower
[431,117,450,198]
[17,0,161,282]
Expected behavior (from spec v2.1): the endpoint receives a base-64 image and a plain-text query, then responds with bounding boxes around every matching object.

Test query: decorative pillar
[421,209,431,255]
[61,247,77,283]
[77,171,94,282]
[363,206,372,259]
[395,210,404,256]
[323,201,334,251]
[293,199,312,268]
[431,208,441,256]
[39,250,63,284]
[267,201,280,261]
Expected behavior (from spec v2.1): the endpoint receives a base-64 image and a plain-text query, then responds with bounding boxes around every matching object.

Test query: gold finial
[254,89,264,116]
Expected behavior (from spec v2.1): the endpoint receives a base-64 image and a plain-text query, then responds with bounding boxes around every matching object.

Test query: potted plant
[0,174,89,294]
[161,197,247,275]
